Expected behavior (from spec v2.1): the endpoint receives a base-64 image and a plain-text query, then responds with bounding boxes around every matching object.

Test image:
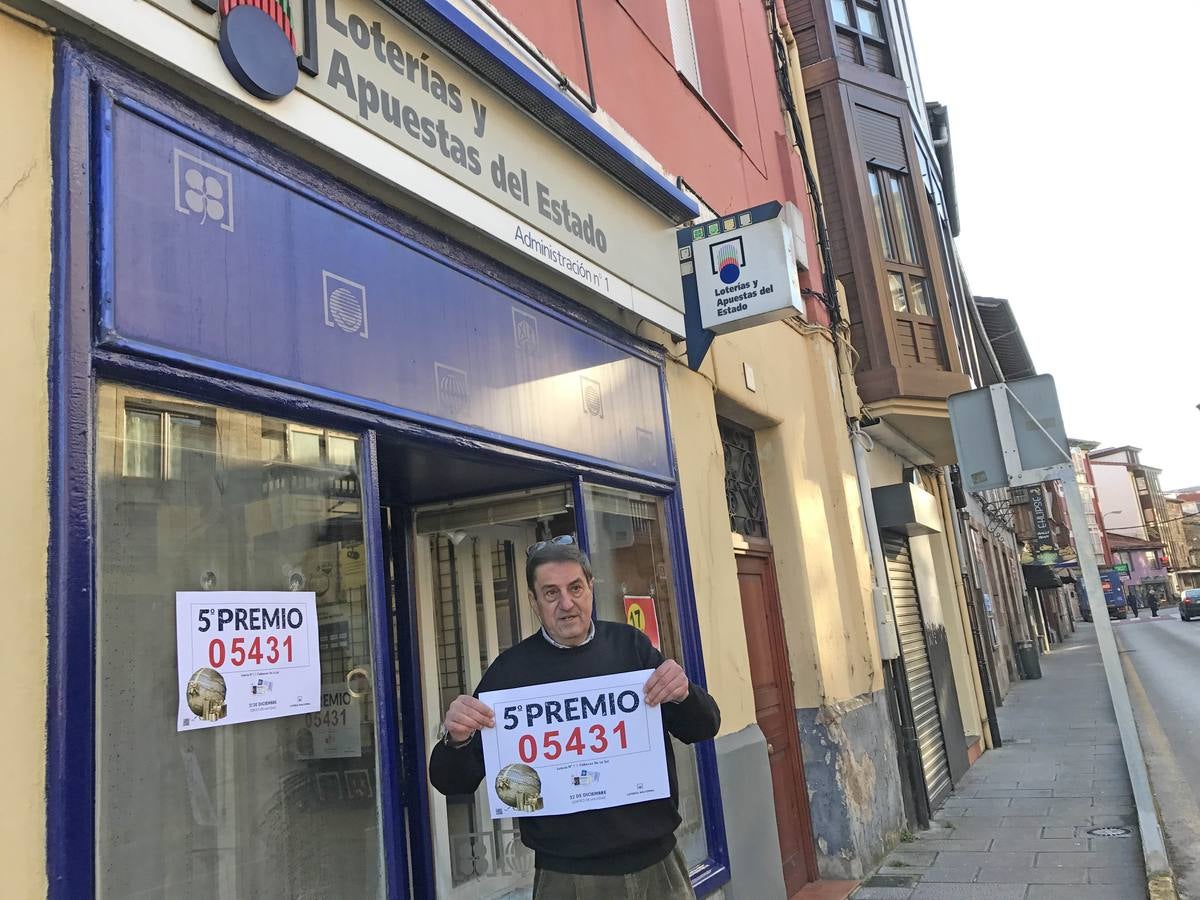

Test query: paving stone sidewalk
[852,622,1147,900]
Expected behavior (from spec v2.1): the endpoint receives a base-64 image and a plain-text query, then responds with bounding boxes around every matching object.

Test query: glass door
[411,486,576,899]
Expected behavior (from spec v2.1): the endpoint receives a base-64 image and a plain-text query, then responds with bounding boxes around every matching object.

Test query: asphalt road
[1114,606,1200,898]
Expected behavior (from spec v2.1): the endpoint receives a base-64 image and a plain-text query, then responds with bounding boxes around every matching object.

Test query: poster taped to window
[176,591,321,730]
[478,669,669,818]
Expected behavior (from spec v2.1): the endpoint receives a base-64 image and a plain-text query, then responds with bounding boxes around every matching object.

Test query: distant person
[1127,586,1139,618]
[1148,588,1160,618]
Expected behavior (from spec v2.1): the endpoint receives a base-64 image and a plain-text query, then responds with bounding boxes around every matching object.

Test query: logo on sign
[512,308,539,353]
[710,236,746,285]
[435,362,470,414]
[581,376,604,418]
[322,271,369,338]
[173,150,234,232]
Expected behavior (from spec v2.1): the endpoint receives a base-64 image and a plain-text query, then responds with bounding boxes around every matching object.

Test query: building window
[122,405,215,480]
[666,0,702,90]
[718,419,769,538]
[869,166,936,325]
[831,0,892,73]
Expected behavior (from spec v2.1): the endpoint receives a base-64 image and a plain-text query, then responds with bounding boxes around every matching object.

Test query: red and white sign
[176,591,321,731]
[623,595,661,649]
[478,670,669,818]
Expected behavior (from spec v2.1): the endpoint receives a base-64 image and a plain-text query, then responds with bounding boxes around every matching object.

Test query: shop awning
[1023,564,1061,589]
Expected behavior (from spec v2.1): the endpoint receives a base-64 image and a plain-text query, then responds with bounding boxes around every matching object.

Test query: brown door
[737,550,819,895]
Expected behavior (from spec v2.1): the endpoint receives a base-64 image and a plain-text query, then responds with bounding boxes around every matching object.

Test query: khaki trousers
[531,847,694,900]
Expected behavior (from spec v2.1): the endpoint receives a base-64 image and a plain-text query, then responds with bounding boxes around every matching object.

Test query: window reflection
[96,384,384,900]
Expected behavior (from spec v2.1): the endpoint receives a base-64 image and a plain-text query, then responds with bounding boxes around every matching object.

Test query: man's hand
[444,695,495,744]
[644,659,690,707]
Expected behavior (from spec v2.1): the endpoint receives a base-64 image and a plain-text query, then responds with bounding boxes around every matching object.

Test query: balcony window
[831,0,892,72]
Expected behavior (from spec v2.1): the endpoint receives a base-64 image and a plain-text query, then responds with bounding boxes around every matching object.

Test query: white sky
[906,0,1200,489]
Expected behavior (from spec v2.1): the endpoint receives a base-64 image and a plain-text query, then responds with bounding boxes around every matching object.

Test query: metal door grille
[719,418,768,538]
[883,533,952,811]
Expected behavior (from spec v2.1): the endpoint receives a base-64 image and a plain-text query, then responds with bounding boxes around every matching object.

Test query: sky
[905,0,1200,489]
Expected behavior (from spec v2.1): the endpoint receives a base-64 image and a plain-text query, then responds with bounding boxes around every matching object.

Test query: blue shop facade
[46,26,739,900]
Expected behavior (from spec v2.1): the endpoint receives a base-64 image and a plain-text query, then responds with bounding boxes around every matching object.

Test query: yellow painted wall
[665,318,882,721]
[665,359,758,736]
[0,10,52,897]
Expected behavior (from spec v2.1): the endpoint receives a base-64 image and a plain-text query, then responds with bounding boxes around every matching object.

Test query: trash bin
[1016,640,1042,679]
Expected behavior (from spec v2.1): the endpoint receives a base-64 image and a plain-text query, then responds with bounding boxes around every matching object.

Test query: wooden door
[737,551,818,895]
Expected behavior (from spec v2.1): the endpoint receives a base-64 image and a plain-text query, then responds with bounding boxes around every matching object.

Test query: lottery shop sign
[176,591,321,731]
[478,670,670,819]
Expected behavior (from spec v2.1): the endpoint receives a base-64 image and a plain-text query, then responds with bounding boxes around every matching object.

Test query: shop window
[582,484,708,868]
[96,384,383,899]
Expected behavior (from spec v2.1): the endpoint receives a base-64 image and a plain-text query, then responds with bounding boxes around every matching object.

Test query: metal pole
[1061,475,1170,877]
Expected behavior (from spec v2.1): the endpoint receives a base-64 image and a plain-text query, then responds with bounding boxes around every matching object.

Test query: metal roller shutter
[883,533,953,811]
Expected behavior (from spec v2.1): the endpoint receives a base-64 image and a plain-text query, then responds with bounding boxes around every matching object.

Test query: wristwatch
[437,721,475,748]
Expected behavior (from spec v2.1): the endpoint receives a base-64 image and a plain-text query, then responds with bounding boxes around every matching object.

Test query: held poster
[478,670,670,819]
[176,591,321,731]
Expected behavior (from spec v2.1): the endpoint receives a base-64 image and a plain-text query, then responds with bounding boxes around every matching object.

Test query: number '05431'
[208,635,293,667]
[517,722,628,764]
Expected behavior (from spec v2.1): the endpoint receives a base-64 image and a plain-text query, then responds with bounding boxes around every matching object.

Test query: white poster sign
[176,591,321,731]
[478,669,669,819]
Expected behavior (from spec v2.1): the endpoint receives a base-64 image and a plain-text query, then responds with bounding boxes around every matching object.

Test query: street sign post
[948,377,1170,882]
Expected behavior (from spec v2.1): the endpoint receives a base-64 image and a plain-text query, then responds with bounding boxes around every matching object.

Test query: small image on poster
[176,591,321,731]
[478,670,669,819]
[623,596,661,650]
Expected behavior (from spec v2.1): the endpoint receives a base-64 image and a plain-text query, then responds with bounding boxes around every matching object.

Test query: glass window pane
[888,272,909,312]
[289,427,322,465]
[831,0,852,25]
[583,485,707,868]
[416,487,574,896]
[123,410,161,478]
[856,3,883,37]
[327,434,358,469]
[887,172,921,265]
[868,169,897,261]
[167,413,214,480]
[909,276,932,316]
[97,383,383,900]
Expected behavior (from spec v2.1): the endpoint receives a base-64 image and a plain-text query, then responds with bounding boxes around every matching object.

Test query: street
[1115,607,1200,898]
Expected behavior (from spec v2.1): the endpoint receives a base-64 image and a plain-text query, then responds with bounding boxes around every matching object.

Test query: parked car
[1179,588,1200,621]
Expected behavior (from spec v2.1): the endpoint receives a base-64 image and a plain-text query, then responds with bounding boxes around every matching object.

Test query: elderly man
[429,537,720,899]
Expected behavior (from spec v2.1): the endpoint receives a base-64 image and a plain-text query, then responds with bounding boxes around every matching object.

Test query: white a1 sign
[478,670,670,818]
[681,201,807,335]
[176,591,321,731]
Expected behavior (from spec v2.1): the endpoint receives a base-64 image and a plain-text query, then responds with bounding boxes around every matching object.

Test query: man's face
[529,560,594,646]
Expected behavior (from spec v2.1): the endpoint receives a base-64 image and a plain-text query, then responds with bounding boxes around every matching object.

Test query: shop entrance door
[392,483,578,899]
[737,550,818,895]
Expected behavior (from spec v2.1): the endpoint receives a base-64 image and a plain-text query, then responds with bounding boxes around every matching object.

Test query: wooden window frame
[868,164,936,323]
[830,0,893,72]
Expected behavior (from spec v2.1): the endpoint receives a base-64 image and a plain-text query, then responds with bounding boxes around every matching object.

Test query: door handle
[767,742,775,755]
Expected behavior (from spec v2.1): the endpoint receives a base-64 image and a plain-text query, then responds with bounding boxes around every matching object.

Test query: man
[1127,586,1139,618]
[1148,586,1160,618]
[429,538,720,899]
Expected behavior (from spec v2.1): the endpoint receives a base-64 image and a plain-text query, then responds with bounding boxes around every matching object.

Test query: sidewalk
[852,622,1147,899]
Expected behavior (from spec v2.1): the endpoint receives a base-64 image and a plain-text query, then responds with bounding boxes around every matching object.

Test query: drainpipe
[934,469,996,750]
[850,425,900,660]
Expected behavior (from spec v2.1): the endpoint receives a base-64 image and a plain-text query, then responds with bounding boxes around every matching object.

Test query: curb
[1119,648,1182,899]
